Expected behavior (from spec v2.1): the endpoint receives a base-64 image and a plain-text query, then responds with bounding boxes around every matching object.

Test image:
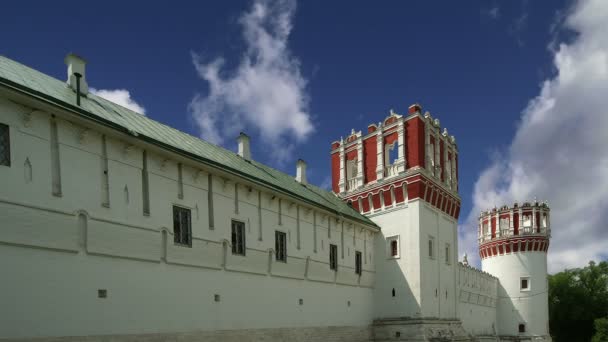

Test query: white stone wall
[0,98,376,340]
[417,200,459,319]
[370,198,459,321]
[457,263,498,336]
[483,252,550,339]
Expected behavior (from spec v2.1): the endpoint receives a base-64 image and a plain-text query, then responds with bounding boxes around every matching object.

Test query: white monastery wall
[457,263,498,337]
[0,98,376,340]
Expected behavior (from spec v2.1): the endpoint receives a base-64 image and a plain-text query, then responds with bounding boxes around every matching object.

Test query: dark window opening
[275,231,287,262]
[390,240,398,257]
[355,251,362,275]
[521,278,529,290]
[232,220,246,255]
[329,244,338,270]
[0,123,10,166]
[519,323,526,333]
[173,206,192,247]
[392,288,396,297]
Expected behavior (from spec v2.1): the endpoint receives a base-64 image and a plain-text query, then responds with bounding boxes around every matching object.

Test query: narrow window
[231,220,246,255]
[50,119,62,196]
[428,236,435,259]
[101,135,110,207]
[519,323,526,333]
[275,231,287,262]
[387,236,399,258]
[142,150,150,215]
[0,123,10,166]
[173,206,192,247]
[329,244,338,270]
[177,163,184,199]
[445,243,451,265]
[296,205,301,250]
[355,251,362,275]
[520,277,530,291]
[208,174,214,229]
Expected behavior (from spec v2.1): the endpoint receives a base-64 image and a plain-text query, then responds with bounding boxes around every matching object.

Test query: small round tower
[478,200,551,341]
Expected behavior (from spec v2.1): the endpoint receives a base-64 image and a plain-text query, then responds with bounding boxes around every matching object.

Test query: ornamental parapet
[477,200,551,259]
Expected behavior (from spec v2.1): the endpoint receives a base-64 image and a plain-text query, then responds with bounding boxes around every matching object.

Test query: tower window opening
[387,236,399,258]
[523,214,532,233]
[519,323,526,333]
[520,277,530,291]
[428,236,435,259]
[500,217,510,236]
[384,141,399,176]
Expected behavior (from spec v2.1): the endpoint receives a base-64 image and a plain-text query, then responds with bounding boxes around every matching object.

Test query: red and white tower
[479,201,552,341]
[331,104,462,324]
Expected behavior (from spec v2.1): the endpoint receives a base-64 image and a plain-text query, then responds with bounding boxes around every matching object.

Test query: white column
[376,128,384,181]
[356,138,364,188]
[532,206,536,233]
[443,138,449,186]
[509,208,514,236]
[395,120,406,173]
[338,140,346,193]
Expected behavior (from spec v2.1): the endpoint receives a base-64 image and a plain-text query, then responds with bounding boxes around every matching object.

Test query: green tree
[549,261,608,342]
[592,317,608,342]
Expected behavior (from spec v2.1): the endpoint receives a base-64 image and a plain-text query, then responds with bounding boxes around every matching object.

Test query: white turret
[479,201,552,341]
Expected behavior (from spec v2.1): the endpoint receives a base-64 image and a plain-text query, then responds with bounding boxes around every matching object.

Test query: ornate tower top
[478,200,551,259]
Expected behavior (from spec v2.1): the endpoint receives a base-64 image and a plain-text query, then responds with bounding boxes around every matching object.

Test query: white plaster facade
[0,55,551,341]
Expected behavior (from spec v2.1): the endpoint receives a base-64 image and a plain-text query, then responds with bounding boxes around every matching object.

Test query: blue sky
[2,0,606,271]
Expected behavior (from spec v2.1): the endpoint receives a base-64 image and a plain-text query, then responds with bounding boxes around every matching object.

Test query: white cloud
[460,0,608,273]
[189,0,313,164]
[90,88,146,115]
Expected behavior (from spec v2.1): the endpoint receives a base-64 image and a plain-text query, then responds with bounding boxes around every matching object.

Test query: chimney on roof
[296,159,307,184]
[237,132,251,160]
[65,53,89,95]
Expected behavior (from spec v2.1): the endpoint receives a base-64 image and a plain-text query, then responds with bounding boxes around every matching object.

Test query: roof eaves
[0,75,379,230]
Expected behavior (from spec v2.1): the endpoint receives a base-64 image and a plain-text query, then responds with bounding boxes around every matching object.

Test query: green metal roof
[0,55,377,228]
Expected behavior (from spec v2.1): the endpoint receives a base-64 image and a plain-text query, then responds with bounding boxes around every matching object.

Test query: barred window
[0,123,10,166]
[232,220,246,255]
[355,251,362,275]
[173,206,191,247]
[275,230,287,262]
[329,244,338,270]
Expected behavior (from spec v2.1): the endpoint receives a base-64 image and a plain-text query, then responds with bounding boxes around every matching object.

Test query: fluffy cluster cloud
[461,0,608,273]
[90,88,146,114]
[189,0,313,163]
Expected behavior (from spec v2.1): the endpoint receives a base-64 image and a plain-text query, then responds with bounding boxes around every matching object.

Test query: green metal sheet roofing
[0,55,377,228]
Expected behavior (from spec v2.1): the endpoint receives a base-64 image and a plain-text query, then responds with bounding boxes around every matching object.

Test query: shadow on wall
[374,229,418,319]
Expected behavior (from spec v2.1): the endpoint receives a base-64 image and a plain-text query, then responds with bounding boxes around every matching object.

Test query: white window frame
[386,235,400,259]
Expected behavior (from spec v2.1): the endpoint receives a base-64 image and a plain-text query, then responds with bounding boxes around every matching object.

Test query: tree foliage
[592,317,608,342]
[549,261,608,342]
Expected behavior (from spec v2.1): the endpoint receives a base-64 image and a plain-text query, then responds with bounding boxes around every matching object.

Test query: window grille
[329,244,338,270]
[173,206,192,247]
[232,220,246,255]
[275,231,287,262]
